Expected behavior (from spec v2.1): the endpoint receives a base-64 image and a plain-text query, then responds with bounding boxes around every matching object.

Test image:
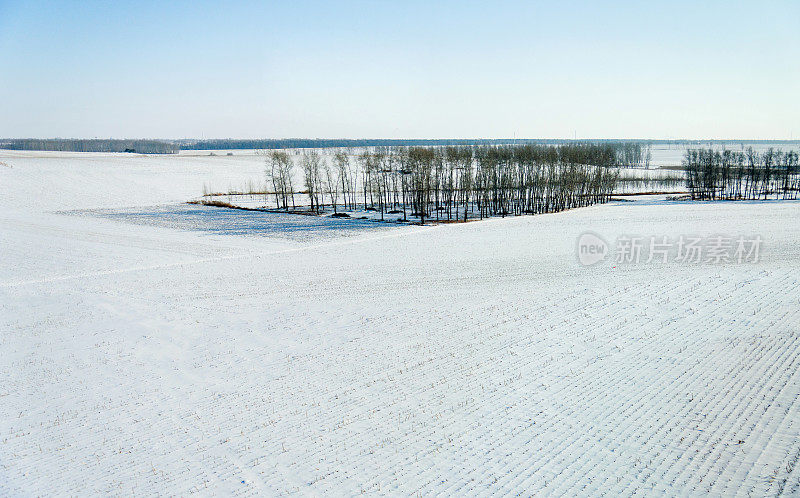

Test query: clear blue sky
[1,0,797,139]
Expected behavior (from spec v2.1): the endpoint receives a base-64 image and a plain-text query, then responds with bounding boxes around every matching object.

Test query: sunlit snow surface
[2,150,800,496]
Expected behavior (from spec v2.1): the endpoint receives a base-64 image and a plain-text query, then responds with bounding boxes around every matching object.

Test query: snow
[1,150,800,495]
[647,142,800,168]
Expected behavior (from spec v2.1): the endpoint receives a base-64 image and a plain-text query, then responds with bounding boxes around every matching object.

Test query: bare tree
[265,150,296,210]
[302,150,324,213]
[324,159,340,213]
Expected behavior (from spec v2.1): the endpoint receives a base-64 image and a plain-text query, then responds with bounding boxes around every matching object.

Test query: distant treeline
[3,138,798,154]
[184,138,564,150]
[0,139,179,154]
[266,143,620,222]
[180,138,800,151]
[685,148,800,200]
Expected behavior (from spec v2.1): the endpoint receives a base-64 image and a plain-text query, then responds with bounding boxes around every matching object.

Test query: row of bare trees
[0,139,179,154]
[617,142,652,168]
[685,148,800,200]
[265,144,620,223]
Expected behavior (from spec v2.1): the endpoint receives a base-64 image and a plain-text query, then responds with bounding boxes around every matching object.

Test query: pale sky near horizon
[0,0,798,140]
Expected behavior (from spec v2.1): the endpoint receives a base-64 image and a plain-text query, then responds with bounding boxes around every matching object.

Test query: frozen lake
[62,204,405,241]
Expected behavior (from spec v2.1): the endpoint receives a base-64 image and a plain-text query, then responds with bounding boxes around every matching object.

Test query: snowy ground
[1,151,800,495]
[647,142,800,169]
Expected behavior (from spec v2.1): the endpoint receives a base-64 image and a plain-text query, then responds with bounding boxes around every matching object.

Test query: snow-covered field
[647,142,800,168]
[1,151,800,495]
